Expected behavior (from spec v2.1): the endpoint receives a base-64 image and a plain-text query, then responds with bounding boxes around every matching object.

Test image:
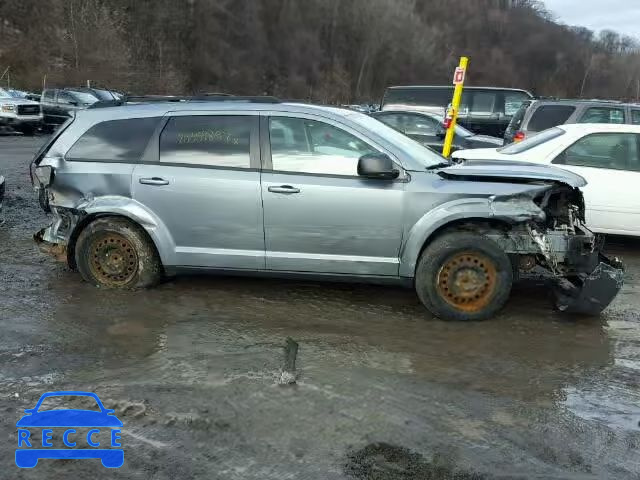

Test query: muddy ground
[0,134,639,479]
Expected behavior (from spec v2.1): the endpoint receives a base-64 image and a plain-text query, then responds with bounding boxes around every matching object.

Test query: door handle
[268,185,300,194]
[139,177,169,186]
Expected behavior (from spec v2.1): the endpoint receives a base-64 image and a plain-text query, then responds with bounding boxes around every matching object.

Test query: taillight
[513,131,525,143]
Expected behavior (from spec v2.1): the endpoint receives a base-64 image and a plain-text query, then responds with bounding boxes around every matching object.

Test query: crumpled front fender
[399,194,545,277]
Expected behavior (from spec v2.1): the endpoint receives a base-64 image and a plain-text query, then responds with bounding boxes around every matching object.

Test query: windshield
[0,88,12,98]
[498,127,565,154]
[351,112,445,167]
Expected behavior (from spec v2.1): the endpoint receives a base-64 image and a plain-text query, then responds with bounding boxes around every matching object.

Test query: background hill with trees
[1,0,638,103]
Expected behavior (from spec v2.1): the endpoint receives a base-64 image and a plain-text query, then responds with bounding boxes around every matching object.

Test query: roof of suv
[74,100,363,123]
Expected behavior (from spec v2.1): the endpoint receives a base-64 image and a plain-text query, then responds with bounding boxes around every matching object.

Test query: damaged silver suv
[32,96,623,321]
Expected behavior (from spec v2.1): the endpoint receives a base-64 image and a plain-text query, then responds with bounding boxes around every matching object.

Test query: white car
[0,87,42,135]
[452,123,640,237]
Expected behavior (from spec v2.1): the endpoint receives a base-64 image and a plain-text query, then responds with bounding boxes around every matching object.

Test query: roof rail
[532,96,623,104]
[88,94,281,109]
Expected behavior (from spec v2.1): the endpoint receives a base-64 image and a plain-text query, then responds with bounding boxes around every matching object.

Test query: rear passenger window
[160,116,252,168]
[470,92,495,114]
[633,110,640,125]
[527,105,576,132]
[578,107,625,124]
[66,117,160,161]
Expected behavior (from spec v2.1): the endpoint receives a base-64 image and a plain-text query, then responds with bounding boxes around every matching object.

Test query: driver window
[269,117,378,175]
[554,133,640,171]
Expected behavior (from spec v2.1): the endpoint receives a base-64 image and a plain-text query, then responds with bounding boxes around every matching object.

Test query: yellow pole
[442,56,469,158]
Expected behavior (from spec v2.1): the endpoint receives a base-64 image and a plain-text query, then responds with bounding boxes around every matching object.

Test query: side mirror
[357,153,399,180]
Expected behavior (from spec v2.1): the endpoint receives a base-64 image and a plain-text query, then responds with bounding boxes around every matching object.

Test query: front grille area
[17,104,40,115]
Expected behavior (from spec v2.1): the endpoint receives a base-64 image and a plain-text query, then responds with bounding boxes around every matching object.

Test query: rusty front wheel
[436,252,498,313]
[415,231,513,321]
[75,217,162,289]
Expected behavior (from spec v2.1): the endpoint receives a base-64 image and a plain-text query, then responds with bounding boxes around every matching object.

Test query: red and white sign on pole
[453,67,466,85]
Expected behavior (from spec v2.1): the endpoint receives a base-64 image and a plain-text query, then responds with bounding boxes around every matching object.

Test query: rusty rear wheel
[88,232,139,287]
[416,231,513,321]
[75,217,162,289]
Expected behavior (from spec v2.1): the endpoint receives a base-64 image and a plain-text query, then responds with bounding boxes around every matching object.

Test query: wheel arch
[399,198,514,278]
[67,210,173,269]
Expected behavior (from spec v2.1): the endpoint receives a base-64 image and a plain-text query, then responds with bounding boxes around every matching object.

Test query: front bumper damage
[555,257,624,315]
[488,225,624,316]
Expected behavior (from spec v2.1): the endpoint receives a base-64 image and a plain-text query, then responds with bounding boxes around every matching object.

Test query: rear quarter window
[527,105,576,132]
[66,117,160,161]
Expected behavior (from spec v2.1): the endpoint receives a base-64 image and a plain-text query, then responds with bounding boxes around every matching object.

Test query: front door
[553,131,640,235]
[133,113,265,269]
[261,114,405,276]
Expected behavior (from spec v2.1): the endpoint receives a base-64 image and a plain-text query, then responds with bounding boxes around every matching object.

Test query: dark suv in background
[380,86,533,137]
[40,88,102,129]
[504,99,640,144]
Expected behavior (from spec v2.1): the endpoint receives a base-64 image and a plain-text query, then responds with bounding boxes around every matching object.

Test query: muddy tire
[415,231,513,321]
[75,217,162,289]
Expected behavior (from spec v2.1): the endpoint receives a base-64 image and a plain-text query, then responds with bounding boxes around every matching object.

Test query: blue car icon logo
[16,391,123,468]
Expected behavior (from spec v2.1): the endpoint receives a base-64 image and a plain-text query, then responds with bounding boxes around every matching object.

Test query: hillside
[1,0,638,102]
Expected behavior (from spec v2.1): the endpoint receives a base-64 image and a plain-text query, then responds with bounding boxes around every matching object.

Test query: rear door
[464,90,498,136]
[260,113,405,276]
[132,112,265,269]
[552,132,640,235]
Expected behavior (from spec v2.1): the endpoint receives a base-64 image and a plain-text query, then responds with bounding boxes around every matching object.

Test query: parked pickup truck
[0,88,42,135]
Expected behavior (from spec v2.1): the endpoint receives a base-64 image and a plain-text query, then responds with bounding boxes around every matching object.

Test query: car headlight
[1,104,16,112]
